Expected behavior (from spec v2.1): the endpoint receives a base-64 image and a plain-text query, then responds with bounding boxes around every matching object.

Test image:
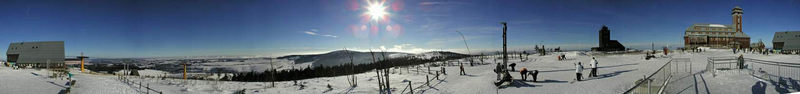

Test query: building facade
[773,31,800,52]
[6,41,65,68]
[684,6,750,49]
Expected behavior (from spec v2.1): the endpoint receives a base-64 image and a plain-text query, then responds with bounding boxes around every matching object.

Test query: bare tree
[345,48,357,87]
[370,50,383,94]
[380,50,390,93]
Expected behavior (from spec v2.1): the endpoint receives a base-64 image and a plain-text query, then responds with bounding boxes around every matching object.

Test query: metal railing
[624,59,674,94]
[744,58,800,84]
[707,57,743,77]
[707,57,800,92]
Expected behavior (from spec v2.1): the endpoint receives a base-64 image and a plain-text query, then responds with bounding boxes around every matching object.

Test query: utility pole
[501,22,508,71]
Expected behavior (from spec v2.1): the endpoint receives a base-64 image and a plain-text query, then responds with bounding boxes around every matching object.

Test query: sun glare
[365,0,388,22]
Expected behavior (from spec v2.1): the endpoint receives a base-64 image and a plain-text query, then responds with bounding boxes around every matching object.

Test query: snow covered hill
[277,50,465,68]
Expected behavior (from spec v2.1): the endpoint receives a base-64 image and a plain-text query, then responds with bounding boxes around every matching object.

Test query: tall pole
[183,62,187,80]
[80,52,84,72]
[501,22,508,71]
[456,31,471,55]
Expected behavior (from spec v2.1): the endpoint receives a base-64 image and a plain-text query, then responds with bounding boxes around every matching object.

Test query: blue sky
[1,0,799,58]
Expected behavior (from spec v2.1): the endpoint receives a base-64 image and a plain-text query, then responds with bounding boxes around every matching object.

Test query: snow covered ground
[112,50,800,94]
[1,50,798,94]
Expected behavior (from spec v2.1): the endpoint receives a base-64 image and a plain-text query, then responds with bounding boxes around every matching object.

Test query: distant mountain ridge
[277,50,468,67]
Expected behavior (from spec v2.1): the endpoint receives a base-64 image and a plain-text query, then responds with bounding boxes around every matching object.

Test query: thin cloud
[302,29,337,38]
[304,31,318,35]
[321,35,338,38]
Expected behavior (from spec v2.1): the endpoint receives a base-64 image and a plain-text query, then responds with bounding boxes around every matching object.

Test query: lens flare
[365,0,388,22]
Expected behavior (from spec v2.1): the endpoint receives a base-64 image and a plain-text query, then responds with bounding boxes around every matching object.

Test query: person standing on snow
[738,55,745,69]
[459,64,466,75]
[509,63,517,71]
[494,63,503,80]
[575,62,584,81]
[530,70,539,82]
[520,68,528,80]
[590,57,599,77]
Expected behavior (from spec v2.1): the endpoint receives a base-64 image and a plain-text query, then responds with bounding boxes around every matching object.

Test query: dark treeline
[226,55,472,82]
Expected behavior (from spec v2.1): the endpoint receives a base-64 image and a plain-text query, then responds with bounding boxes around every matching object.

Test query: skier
[509,63,517,71]
[494,63,503,80]
[519,68,528,80]
[589,57,598,77]
[530,70,539,82]
[459,64,466,75]
[575,62,584,81]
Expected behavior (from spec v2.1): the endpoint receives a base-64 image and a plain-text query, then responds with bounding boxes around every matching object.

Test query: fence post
[427,65,431,74]
[778,63,781,77]
[436,72,439,80]
[648,78,652,94]
[426,75,430,86]
[408,81,413,94]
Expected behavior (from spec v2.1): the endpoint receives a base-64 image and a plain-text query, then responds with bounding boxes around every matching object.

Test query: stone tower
[599,25,610,48]
[732,6,743,32]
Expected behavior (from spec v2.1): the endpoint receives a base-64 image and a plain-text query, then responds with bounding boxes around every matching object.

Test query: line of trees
[225,55,471,82]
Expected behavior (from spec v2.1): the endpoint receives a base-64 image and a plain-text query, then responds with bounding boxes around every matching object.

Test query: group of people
[490,56,602,86]
[494,63,541,86]
[519,68,539,81]
[557,54,567,61]
[575,57,599,81]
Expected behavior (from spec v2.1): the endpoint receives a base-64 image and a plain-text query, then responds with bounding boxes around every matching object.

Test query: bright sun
[365,0,388,22]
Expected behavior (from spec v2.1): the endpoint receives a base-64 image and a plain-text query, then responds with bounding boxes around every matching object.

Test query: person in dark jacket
[575,62,584,81]
[509,63,517,71]
[494,63,502,80]
[530,70,539,82]
[459,64,466,75]
[738,55,745,69]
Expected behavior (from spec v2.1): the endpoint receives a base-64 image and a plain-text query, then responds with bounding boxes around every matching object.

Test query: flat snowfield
[1,50,798,94]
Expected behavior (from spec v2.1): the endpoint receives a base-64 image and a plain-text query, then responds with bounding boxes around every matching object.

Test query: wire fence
[118,76,163,94]
[398,64,447,94]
